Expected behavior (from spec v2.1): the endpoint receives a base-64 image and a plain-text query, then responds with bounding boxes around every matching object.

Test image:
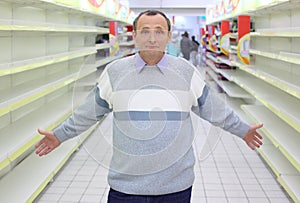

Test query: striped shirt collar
[135,52,168,73]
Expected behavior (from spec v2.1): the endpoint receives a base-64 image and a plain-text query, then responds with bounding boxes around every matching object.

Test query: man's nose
[148,31,156,42]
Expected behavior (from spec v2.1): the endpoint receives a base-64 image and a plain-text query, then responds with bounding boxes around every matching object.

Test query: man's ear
[167,31,172,43]
[132,30,136,40]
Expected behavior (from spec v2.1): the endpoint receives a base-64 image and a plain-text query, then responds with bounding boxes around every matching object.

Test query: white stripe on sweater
[112,89,195,112]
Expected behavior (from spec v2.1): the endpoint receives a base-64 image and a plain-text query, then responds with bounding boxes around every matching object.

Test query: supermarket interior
[0,0,299,202]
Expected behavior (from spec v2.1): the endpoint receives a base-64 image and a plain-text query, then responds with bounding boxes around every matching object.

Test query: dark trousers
[108,186,192,203]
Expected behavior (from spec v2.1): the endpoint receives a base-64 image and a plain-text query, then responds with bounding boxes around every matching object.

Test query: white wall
[173,16,201,41]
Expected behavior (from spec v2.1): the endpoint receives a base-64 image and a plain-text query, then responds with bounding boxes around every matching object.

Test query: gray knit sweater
[54,53,249,195]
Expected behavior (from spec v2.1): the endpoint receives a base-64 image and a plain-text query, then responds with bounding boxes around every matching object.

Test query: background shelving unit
[204,20,255,116]
[245,2,300,201]
[205,1,300,202]
[0,0,134,202]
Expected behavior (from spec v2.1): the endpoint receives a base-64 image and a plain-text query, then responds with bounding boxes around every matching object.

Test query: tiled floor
[35,112,292,203]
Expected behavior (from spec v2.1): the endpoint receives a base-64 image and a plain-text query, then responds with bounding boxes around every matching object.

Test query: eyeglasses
[135,29,169,39]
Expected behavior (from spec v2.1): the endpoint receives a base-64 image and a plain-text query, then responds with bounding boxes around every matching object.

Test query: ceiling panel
[161,0,212,8]
[130,8,206,16]
[127,0,209,16]
[127,0,163,8]
[128,0,211,8]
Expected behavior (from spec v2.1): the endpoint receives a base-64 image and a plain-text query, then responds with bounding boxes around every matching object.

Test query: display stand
[206,1,300,202]
[205,16,254,116]
[0,0,134,201]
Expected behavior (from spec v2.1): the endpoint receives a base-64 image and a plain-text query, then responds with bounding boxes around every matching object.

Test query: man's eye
[156,30,163,35]
[141,30,150,34]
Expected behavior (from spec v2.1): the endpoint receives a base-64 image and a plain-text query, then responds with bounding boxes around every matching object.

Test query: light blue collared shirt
[135,52,168,73]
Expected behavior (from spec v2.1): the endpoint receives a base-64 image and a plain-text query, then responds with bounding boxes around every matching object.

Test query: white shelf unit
[0,0,125,201]
[205,36,254,110]
[251,27,300,37]
[242,105,300,202]
[247,3,300,202]
[232,60,300,100]
[206,60,252,99]
[0,123,99,203]
[206,1,300,202]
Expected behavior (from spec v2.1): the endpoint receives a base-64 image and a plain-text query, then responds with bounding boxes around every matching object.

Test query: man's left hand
[243,123,263,150]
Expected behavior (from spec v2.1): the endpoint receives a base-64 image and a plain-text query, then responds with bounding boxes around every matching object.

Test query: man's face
[133,14,171,54]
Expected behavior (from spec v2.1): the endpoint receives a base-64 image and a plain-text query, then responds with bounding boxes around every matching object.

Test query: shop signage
[42,0,134,24]
[206,0,289,24]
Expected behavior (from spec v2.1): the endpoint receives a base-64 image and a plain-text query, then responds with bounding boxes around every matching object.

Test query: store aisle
[35,112,292,203]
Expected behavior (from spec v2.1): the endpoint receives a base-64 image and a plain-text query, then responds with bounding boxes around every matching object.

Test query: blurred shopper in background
[190,35,200,66]
[180,31,194,60]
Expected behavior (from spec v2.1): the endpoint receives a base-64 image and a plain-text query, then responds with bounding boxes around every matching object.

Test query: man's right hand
[35,129,61,156]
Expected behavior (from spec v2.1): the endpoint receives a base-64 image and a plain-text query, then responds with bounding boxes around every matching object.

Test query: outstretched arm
[35,85,111,156]
[192,85,263,150]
